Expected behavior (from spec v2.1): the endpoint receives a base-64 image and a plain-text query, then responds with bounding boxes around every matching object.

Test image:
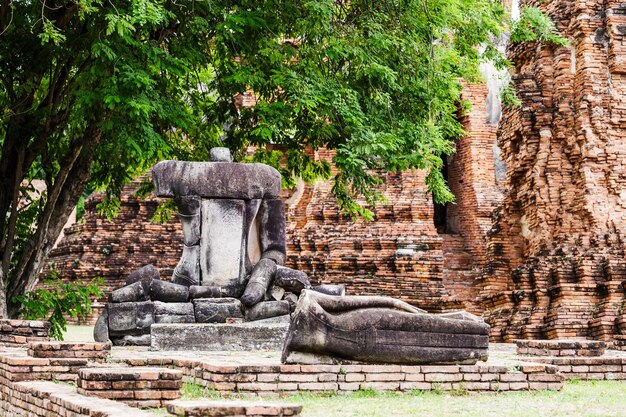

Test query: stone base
[150,317,290,351]
[516,339,606,357]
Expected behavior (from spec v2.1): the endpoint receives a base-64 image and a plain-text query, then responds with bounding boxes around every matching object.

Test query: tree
[0,0,563,318]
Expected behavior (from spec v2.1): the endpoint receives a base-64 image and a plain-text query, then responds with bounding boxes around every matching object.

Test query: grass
[285,381,626,417]
[62,325,94,342]
[151,381,626,417]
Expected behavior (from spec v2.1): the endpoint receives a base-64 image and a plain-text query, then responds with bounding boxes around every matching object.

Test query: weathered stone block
[189,285,222,299]
[245,300,290,322]
[150,321,288,351]
[311,285,345,296]
[150,280,189,302]
[107,302,154,335]
[125,264,160,288]
[274,267,311,294]
[153,301,196,324]
[241,258,277,306]
[109,281,148,304]
[93,310,109,343]
[193,298,243,323]
[153,301,194,316]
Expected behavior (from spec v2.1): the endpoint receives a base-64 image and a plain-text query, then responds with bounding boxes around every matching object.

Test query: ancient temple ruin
[44,0,626,342]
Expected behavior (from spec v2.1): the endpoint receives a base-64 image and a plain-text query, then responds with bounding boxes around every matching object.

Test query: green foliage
[12,273,104,340]
[511,7,569,46]
[501,83,522,107]
[210,0,511,213]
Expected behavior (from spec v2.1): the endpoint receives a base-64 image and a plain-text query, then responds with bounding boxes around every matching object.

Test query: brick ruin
[43,0,626,341]
[477,0,626,341]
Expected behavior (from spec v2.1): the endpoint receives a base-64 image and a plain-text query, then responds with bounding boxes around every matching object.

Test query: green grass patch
[281,381,626,417]
[147,380,626,416]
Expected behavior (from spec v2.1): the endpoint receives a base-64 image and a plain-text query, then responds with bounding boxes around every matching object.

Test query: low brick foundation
[167,400,303,417]
[112,354,565,395]
[28,341,110,361]
[0,320,49,347]
[529,356,626,381]
[516,339,606,357]
[77,367,183,408]
[1,380,153,416]
[0,349,92,383]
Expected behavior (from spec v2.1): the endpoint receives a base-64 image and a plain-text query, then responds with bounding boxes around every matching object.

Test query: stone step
[150,318,289,351]
[77,366,183,408]
[166,399,303,417]
[515,339,606,357]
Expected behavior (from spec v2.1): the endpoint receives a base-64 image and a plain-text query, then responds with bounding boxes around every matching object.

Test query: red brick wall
[478,0,626,341]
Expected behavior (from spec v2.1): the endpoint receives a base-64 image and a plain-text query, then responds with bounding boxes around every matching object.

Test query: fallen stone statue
[281,290,490,365]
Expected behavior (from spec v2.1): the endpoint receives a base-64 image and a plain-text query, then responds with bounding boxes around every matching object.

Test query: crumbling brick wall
[478,0,626,341]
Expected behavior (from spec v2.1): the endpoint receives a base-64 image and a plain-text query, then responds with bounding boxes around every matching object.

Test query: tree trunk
[0,266,8,318]
[6,143,95,318]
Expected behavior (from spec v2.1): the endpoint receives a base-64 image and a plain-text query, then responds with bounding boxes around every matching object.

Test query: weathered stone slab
[125,264,160,287]
[107,302,154,336]
[109,281,148,303]
[151,321,289,351]
[193,298,243,323]
[150,280,190,302]
[152,160,281,199]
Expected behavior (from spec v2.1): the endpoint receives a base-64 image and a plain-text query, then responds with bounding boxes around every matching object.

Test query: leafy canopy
[1,0,563,222]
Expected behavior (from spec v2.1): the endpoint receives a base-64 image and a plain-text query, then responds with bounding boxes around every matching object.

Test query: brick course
[77,367,183,408]
[0,380,153,417]
[0,320,49,346]
[112,354,564,395]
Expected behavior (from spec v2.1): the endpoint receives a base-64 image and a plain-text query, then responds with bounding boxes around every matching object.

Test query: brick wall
[478,0,626,341]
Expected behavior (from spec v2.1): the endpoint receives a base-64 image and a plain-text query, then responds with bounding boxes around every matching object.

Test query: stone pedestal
[150,318,289,351]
